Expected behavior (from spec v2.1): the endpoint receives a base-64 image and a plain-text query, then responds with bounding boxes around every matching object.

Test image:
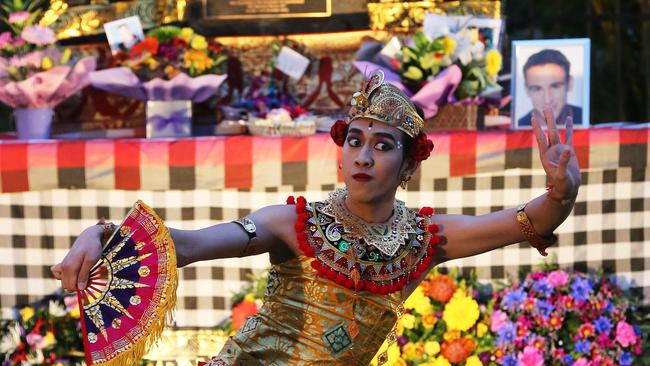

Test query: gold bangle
[516,203,557,256]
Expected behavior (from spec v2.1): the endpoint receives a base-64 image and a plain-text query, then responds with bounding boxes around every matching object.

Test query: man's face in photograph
[525,63,572,118]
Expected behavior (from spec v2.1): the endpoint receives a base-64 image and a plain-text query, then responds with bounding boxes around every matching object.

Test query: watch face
[244,223,255,233]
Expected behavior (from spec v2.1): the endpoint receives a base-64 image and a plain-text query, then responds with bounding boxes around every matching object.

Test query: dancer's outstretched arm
[51,204,298,292]
[430,110,581,263]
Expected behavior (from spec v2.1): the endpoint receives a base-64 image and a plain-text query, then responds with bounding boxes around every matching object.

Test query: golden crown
[347,70,424,138]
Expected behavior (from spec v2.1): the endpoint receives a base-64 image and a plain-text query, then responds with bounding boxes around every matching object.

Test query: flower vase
[14,108,54,139]
[146,100,192,138]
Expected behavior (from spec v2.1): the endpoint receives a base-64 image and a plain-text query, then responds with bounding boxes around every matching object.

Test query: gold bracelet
[516,203,557,256]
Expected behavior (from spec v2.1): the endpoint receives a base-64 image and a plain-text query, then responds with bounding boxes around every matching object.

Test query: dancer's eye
[375,141,393,151]
[347,137,361,147]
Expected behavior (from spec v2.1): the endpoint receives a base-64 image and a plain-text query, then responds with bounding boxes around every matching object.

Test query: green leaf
[414,31,428,50]
[403,65,424,81]
[402,46,418,63]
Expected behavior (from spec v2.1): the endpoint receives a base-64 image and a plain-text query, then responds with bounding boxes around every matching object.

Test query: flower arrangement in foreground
[372,269,494,366]
[489,265,645,366]
[0,292,84,365]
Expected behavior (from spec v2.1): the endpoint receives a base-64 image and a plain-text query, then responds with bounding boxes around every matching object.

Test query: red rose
[408,132,434,162]
[330,119,349,146]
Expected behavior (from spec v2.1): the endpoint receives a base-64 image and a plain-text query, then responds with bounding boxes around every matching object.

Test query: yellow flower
[43,331,56,349]
[403,65,424,81]
[424,340,440,356]
[444,329,461,341]
[404,286,425,310]
[399,313,416,329]
[485,49,502,78]
[465,356,483,366]
[432,355,452,366]
[41,56,52,70]
[401,342,424,361]
[60,48,71,64]
[422,312,437,329]
[180,27,194,42]
[470,28,479,43]
[244,293,255,302]
[68,305,80,319]
[145,57,159,70]
[442,37,456,55]
[191,35,208,50]
[414,296,433,316]
[476,322,488,338]
[443,290,479,331]
[184,49,213,73]
[20,306,34,322]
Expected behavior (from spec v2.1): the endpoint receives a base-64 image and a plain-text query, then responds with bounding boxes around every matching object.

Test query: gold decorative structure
[367,0,501,32]
[40,0,185,40]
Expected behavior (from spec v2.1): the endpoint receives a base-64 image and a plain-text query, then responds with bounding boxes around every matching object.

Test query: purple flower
[503,288,526,310]
[0,32,11,48]
[397,335,408,346]
[561,354,574,365]
[618,351,633,366]
[158,42,179,60]
[535,299,554,319]
[570,276,593,302]
[21,25,56,46]
[497,321,517,344]
[574,340,591,354]
[499,353,518,366]
[479,351,491,364]
[594,316,613,334]
[533,278,553,297]
[8,11,30,24]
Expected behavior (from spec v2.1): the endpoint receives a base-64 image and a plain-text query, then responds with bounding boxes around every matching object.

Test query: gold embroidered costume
[204,190,440,365]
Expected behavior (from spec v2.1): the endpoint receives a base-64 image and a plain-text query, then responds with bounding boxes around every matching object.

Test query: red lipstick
[352,173,372,181]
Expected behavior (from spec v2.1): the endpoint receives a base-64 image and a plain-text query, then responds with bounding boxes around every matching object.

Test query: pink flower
[20,25,56,46]
[8,11,30,24]
[615,321,637,347]
[579,323,595,338]
[490,310,507,332]
[573,358,589,366]
[547,270,568,287]
[26,332,46,350]
[63,294,78,311]
[0,32,11,48]
[596,332,614,349]
[518,345,544,366]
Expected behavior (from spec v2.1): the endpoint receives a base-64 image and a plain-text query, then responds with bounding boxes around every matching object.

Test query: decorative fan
[76,200,178,365]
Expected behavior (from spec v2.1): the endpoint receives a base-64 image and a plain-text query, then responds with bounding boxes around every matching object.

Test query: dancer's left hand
[531,109,581,205]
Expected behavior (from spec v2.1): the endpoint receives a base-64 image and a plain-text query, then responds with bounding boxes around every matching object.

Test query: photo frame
[511,38,590,129]
[103,16,145,55]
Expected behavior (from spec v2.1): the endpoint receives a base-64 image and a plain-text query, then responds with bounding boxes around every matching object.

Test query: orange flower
[426,275,457,303]
[130,36,159,57]
[440,337,477,363]
[422,312,438,328]
[231,299,258,330]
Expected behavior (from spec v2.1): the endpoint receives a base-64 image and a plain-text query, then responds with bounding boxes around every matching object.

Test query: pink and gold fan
[77,200,177,365]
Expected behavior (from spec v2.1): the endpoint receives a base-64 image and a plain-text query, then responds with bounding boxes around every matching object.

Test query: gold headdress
[348,70,424,138]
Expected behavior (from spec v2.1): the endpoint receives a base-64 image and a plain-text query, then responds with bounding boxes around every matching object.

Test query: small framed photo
[511,38,590,129]
[103,16,145,55]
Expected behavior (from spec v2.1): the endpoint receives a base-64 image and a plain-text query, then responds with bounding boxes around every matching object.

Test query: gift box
[146,100,192,138]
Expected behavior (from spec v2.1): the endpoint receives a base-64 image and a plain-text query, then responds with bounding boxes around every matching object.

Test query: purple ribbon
[148,110,190,134]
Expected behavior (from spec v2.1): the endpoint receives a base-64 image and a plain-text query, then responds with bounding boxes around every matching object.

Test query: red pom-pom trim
[286,196,295,205]
[419,207,434,216]
[407,133,435,163]
[428,224,439,234]
[296,196,307,205]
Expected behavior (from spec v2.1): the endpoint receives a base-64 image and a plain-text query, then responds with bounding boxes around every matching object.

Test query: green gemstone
[369,252,379,261]
[338,240,350,252]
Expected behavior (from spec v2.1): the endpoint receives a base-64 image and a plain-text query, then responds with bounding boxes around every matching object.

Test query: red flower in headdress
[330,119,348,146]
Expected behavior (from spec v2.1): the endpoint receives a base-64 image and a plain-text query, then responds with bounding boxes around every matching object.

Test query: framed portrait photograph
[103,16,145,55]
[511,38,590,129]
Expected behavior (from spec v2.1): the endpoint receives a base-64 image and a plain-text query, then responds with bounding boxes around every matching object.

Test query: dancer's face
[341,118,412,204]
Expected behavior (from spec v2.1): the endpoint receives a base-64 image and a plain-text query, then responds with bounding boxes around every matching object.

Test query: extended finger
[557,147,571,179]
[565,115,574,145]
[544,109,560,145]
[532,114,549,159]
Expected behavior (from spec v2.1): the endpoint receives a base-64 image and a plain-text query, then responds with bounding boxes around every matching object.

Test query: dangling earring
[400,174,412,189]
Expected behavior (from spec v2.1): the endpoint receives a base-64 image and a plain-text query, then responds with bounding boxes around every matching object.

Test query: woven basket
[424,104,478,131]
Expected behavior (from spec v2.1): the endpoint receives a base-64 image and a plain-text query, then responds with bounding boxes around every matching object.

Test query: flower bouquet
[489,266,645,366]
[354,14,502,128]
[215,272,267,335]
[0,292,85,365]
[0,0,96,139]
[89,26,228,138]
[372,269,494,366]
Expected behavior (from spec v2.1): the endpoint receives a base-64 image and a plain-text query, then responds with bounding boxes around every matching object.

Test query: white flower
[26,349,44,364]
[0,321,21,354]
[49,300,67,317]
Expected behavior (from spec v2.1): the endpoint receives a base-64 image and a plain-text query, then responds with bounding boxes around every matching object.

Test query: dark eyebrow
[348,127,397,143]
